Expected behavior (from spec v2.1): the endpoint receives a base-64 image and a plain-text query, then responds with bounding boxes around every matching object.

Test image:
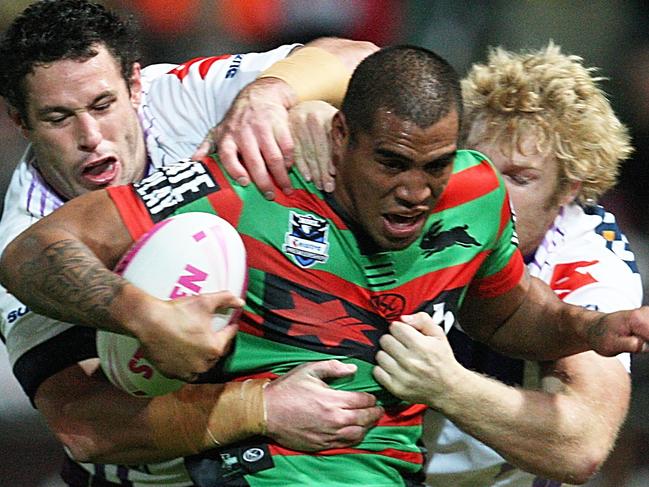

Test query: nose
[394,172,432,206]
[76,112,102,152]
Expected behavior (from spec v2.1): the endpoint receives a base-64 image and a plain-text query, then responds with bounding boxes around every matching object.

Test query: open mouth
[382,213,426,239]
[81,157,119,185]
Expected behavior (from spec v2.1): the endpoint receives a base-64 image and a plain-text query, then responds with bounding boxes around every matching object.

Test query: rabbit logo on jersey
[283,211,330,268]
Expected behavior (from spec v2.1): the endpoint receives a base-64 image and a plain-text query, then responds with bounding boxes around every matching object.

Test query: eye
[93,99,114,112]
[44,113,70,126]
[505,173,533,186]
[378,159,406,173]
[424,155,454,175]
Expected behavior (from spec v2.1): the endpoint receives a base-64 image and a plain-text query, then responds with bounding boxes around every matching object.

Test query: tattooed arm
[0,190,241,380]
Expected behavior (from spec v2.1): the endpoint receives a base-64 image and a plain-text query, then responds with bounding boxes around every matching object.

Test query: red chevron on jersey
[433,159,499,213]
[167,54,231,80]
[283,291,375,347]
[549,260,599,299]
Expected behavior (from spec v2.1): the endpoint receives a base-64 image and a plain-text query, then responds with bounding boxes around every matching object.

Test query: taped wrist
[257,47,351,107]
[148,378,270,456]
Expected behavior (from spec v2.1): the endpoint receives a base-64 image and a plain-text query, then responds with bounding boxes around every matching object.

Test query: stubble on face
[20,45,145,200]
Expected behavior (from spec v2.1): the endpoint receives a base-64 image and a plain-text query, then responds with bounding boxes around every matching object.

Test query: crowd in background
[1,1,648,485]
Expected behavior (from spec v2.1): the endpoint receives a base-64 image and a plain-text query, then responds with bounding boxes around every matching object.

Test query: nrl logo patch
[283,211,330,268]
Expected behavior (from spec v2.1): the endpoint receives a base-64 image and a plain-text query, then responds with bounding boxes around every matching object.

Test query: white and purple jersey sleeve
[140,44,299,169]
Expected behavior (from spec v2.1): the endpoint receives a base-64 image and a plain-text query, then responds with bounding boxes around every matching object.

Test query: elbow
[533,443,609,485]
[55,431,101,463]
[47,408,109,463]
[568,442,612,484]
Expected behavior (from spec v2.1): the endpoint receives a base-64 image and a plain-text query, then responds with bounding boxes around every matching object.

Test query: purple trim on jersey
[26,177,37,214]
[39,186,48,215]
[27,164,65,216]
[138,106,159,171]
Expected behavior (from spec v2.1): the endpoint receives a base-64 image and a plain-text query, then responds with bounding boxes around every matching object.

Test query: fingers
[288,100,336,191]
[268,120,295,193]
[307,112,335,192]
[217,135,251,187]
[291,108,319,187]
[399,312,442,337]
[201,291,245,312]
[380,324,416,359]
[327,405,384,447]
[326,156,336,192]
[372,363,393,391]
[305,359,357,380]
[192,133,214,161]
[251,123,293,195]
[603,336,645,356]
[375,348,401,376]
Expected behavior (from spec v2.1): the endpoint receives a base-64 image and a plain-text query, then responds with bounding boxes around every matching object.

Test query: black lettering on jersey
[7,305,30,324]
[225,53,244,78]
[134,160,219,222]
[420,220,480,257]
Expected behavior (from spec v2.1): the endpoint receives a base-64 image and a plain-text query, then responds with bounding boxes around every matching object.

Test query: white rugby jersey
[0,44,297,487]
[423,203,642,487]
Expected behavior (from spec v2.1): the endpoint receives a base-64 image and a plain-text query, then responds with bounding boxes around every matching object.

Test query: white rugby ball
[96,212,247,397]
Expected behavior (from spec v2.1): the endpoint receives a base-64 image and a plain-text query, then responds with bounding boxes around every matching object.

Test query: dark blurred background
[1,1,648,485]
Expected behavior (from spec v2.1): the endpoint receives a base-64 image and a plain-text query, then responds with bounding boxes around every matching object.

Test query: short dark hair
[341,45,463,142]
[0,0,140,121]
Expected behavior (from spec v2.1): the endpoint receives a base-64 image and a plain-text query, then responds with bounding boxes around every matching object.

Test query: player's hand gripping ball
[96,212,247,396]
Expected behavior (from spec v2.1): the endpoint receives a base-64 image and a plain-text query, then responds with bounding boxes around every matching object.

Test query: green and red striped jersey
[107,149,523,486]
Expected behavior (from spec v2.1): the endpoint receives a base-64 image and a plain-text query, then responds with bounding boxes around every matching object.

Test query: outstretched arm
[38,359,383,464]
[193,38,377,197]
[374,313,630,484]
[460,271,649,359]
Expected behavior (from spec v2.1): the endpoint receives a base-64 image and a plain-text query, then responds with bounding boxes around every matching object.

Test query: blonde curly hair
[462,42,633,203]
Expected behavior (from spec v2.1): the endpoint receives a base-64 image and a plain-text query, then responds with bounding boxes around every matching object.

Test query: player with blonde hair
[375,43,640,486]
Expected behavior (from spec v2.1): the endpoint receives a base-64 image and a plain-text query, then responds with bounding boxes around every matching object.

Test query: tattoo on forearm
[18,239,125,328]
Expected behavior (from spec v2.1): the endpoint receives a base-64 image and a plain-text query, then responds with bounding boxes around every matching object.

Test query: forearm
[473,276,600,360]
[258,38,377,108]
[431,354,629,483]
[302,37,379,72]
[37,362,267,464]
[0,232,150,336]
[0,191,146,336]
[37,362,173,464]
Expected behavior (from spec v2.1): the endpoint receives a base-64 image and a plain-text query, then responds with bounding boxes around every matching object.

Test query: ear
[8,106,30,139]
[129,62,143,108]
[330,111,348,168]
[560,180,581,206]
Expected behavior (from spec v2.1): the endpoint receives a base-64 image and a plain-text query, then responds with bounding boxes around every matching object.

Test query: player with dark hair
[0,0,140,121]
[4,45,649,487]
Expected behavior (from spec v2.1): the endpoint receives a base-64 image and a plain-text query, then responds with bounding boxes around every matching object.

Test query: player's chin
[379,216,425,249]
[379,228,422,250]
